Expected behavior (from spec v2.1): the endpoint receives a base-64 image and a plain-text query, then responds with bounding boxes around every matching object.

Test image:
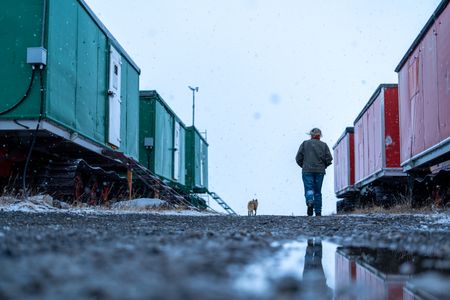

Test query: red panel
[384,87,401,168]
[349,133,355,185]
[387,283,405,300]
[437,7,450,141]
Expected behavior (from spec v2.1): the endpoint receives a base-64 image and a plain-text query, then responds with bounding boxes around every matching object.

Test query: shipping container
[186,127,208,192]
[139,91,186,186]
[395,0,450,172]
[333,127,355,197]
[353,84,405,188]
[0,0,140,160]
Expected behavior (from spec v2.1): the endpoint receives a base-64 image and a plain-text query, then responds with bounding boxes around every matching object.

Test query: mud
[0,212,449,299]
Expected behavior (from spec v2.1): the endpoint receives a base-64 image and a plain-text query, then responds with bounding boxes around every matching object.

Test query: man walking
[295,128,332,216]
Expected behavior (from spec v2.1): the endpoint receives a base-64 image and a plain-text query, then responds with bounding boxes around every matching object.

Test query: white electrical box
[27,47,47,65]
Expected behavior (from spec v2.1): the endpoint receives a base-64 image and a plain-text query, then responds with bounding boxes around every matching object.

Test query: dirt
[0,212,449,299]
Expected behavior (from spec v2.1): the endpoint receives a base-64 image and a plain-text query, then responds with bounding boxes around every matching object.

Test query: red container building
[333,127,355,197]
[353,84,405,187]
[395,0,450,172]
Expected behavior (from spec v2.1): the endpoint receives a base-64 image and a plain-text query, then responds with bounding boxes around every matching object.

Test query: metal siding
[399,3,450,168]
[384,87,401,168]
[154,102,174,180]
[118,61,139,159]
[363,112,370,180]
[138,97,154,170]
[185,128,195,189]
[333,139,342,193]
[195,134,201,186]
[373,94,383,172]
[422,24,440,152]
[95,33,107,142]
[185,127,208,189]
[125,63,139,159]
[437,7,450,142]
[75,8,100,142]
[354,120,364,183]
[0,0,43,119]
[179,126,186,185]
[46,0,77,127]
[202,139,209,189]
[334,132,352,194]
[411,92,425,157]
[398,67,412,165]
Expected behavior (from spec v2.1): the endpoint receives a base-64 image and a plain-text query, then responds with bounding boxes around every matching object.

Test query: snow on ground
[111,198,168,210]
[0,195,220,216]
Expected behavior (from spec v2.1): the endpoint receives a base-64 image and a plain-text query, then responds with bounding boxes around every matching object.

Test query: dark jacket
[295,139,332,173]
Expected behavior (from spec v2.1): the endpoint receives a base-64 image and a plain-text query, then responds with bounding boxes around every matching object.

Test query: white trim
[0,119,104,155]
[354,167,406,188]
[401,136,450,170]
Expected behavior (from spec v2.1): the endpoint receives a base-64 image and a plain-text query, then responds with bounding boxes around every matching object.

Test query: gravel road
[0,212,449,299]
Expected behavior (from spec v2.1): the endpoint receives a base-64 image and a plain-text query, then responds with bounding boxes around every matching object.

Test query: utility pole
[188,86,199,126]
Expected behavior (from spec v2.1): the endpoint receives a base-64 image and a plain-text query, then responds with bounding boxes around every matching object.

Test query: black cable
[22,67,45,200]
[0,68,37,116]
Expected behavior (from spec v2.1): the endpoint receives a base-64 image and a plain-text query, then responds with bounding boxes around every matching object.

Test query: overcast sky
[86,0,441,216]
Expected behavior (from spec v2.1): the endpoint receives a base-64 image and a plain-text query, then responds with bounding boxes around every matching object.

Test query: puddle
[234,239,450,299]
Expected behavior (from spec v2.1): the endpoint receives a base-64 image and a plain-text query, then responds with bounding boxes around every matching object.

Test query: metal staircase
[207,191,238,216]
[101,148,195,208]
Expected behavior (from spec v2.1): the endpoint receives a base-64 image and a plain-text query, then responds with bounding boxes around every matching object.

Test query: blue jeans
[302,172,325,214]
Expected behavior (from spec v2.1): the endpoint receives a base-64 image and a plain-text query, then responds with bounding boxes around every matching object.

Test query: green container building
[186,126,208,192]
[139,91,186,186]
[0,0,140,160]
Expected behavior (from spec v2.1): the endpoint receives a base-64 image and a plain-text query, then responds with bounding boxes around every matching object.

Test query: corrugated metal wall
[398,3,450,166]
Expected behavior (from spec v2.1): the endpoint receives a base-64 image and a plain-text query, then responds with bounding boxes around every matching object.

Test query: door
[108,46,122,147]
[173,121,180,180]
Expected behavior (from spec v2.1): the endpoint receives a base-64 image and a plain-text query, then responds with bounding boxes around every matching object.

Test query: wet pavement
[0,212,450,299]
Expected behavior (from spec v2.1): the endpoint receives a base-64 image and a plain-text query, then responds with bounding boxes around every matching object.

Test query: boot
[315,212,321,216]
[307,204,314,216]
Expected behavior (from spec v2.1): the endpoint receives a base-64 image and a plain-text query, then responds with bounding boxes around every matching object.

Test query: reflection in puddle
[234,239,450,299]
[336,246,450,300]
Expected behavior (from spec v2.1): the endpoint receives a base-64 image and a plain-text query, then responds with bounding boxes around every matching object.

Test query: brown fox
[247,199,258,216]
